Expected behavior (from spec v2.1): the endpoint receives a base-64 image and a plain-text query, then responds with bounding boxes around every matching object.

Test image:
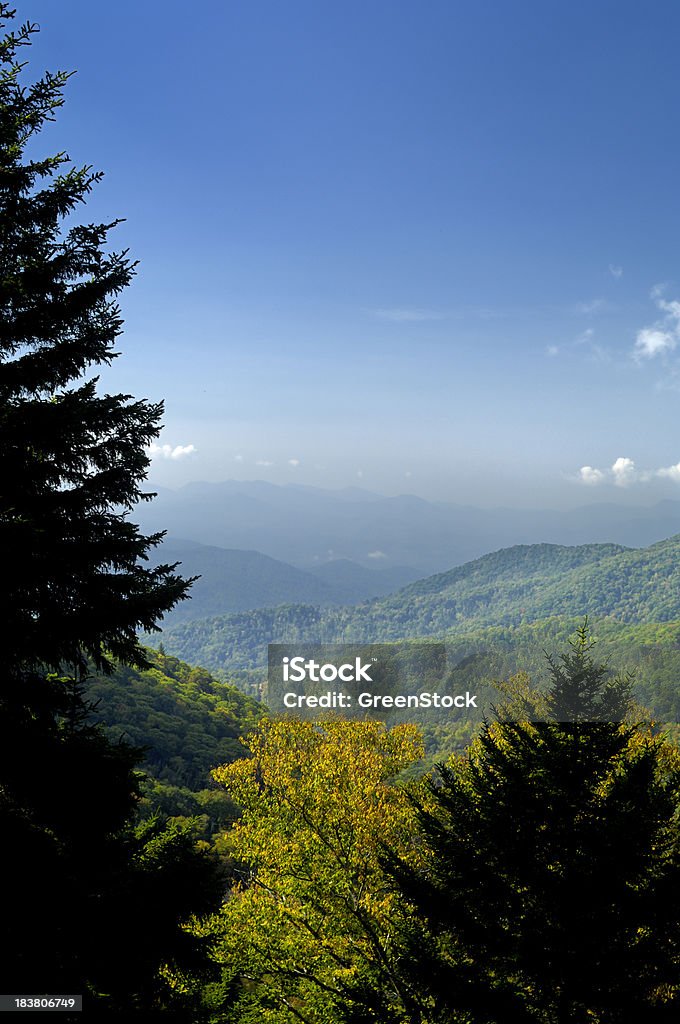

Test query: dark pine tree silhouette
[0,12,189,678]
[0,7,221,1017]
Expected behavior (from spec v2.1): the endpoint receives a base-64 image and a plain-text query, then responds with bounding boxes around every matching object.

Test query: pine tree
[372,627,680,1024]
[0,6,191,681]
[0,7,220,1015]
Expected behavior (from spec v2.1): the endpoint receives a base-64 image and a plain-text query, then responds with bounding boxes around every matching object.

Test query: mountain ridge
[157,538,421,624]
[154,534,680,672]
[138,480,680,573]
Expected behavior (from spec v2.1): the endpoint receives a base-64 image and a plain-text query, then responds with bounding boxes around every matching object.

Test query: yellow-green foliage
[195,719,424,1023]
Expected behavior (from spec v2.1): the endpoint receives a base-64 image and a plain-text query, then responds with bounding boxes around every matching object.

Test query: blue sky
[19,0,680,505]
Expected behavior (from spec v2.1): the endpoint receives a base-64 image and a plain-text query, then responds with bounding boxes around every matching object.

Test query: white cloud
[633,288,680,360]
[657,297,680,319]
[372,307,444,322]
[608,264,623,279]
[635,327,676,360]
[575,457,636,487]
[255,459,273,467]
[367,550,387,560]
[148,442,196,461]
[657,462,680,482]
[574,455,680,487]
[234,454,244,462]
[578,465,605,485]
[611,456,636,487]
[288,458,300,467]
[546,344,559,357]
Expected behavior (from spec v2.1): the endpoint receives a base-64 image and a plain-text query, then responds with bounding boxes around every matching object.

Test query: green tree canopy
[186,719,424,1023]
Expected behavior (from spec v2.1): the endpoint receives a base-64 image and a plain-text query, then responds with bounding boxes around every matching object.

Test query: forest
[155,535,680,672]
[1,5,679,1021]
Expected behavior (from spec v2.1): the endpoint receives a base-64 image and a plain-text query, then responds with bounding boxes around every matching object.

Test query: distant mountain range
[156,538,420,625]
[138,479,680,574]
[154,535,680,672]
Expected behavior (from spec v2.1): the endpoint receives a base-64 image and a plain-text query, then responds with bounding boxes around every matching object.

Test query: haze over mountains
[140,480,680,574]
[157,539,420,625]
[139,481,680,722]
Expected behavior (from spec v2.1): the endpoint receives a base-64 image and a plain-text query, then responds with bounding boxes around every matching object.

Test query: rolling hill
[153,535,680,672]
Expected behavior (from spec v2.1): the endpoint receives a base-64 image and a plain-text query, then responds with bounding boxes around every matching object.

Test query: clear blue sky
[19,0,680,505]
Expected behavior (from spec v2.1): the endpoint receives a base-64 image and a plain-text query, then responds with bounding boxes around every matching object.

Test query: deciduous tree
[194,719,424,1023]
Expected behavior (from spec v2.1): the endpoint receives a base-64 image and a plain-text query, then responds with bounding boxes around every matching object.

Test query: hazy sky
[20,0,680,505]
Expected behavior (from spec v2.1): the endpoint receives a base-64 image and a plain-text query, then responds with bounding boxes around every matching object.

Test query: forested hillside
[88,650,262,790]
[155,536,680,669]
[85,650,263,839]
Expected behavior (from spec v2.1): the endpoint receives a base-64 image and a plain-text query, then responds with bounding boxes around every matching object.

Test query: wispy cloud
[549,327,610,363]
[367,550,387,559]
[148,442,196,461]
[609,264,623,279]
[372,307,445,322]
[255,459,273,467]
[288,458,300,467]
[658,461,680,482]
[575,328,595,345]
[574,298,608,315]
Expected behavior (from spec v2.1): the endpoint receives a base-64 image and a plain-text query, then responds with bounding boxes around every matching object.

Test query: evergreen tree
[0,7,220,1015]
[368,627,680,1024]
[0,6,190,680]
